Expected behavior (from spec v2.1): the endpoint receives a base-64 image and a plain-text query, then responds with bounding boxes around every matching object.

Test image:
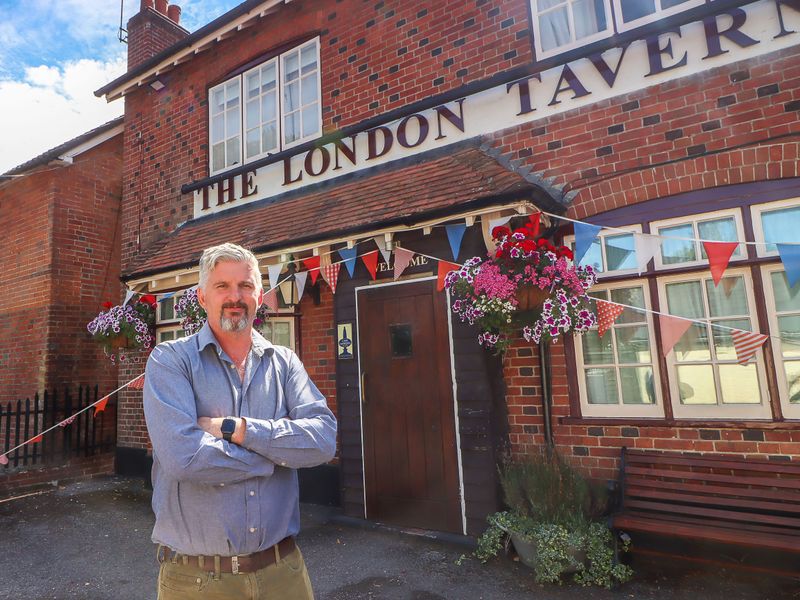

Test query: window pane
[212,142,225,172]
[674,323,711,362]
[301,74,318,105]
[225,81,239,107]
[582,330,613,364]
[677,365,716,404]
[301,44,317,73]
[284,81,299,112]
[719,364,761,404]
[246,99,259,129]
[661,0,691,8]
[261,62,276,88]
[262,92,276,121]
[778,316,800,358]
[246,72,259,99]
[175,330,185,339]
[585,368,618,404]
[573,0,607,39]
[211,114,224,143]
[659,224,696,264]
[786,362,800,404]
[616,325,651,363]
[762,206,800,253]
[246,129,259,158]
[605,233,636,271]
[620,367,655,404]
[666,281,704,318]
[539,8,570,51]
[159,298,175,321]
[159,330,175,342]
[226,138,240,165]
[610,287,646,323]
[706,276,747,317]
[539,0,565,10]
[284,52,300,82]
[576,238,603,272]
[225,108,240,136]
[699,217,741,259]
[712,319,751,361]
[273,322,291,347]
[262,123,277,153]
[302,106,319,137]
[771,271,800,312]
[284,111,300,144]
[211,88,225,114]
[620,0,655,21]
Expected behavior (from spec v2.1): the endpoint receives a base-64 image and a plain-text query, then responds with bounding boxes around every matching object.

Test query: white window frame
[575,280,664,418]
[242,56,280,162]
[157,325,187,344]
[155,293,183,325]
[761,263,800,420]
[260,316,296,350]
[751,197,800,258]
[565,225,642,279]
[529,0,613,59]
[208,77,243,176]
[651,208,747,271]
[208,37,321,176]
[656,267,772,420]
[612,0,704,32]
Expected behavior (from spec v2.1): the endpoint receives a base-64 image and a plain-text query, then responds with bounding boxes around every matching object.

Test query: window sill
[559,416,800,429]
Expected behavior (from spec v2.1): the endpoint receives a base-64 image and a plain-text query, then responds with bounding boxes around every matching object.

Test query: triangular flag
[437,261,460,292]
[338,247,358,278]
[528,213,541,238]
[393,247,415,280]
[373,236,391,265]
[158,292,176,302]
[703,241,739,286]
[30,434,43,444]
[362,250,379,281]
[267,262,285,289]
[279,279,294,305]
[0,454,7,465]
[595,300,625,337]
[122,290,136,306]
[321,263,341,294]
[94,397,109,416]
[303,256,321,285]
[730,329,768,365]
[58,415,76,427]
[294,271,309,303]
[127,374,145,390]
[263,287,279,313]
[777,244,800,288]
[574,222,602,266]
[445,224,467,261]
[488,215,512,231]
[635,233,661,274]
[659,314,693,356]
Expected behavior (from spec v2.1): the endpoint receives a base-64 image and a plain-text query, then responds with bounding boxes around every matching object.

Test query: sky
[0,0,242,173]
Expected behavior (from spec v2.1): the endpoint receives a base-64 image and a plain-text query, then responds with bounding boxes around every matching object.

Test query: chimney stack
[140,0,154,9]
[127,1,188,70]
[167,4,182,25]
[155,0,168,14]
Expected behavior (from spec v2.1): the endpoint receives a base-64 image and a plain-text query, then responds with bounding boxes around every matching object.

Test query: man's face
[197,260,263,334]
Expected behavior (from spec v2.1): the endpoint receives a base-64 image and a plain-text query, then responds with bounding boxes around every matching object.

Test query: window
[157,326,186,344]
[566,226,640,277]
[576,283,663,417]
[209,38,321,174]
[751,197,800,257]
[260,317,296,350]
[657,269,771,420]
[652,209,745,269]
[762,264,800,419]
[530,0,612,58]
[613,0,703,30]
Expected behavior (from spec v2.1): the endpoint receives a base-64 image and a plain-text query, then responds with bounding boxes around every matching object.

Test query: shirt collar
[197,321,273,357]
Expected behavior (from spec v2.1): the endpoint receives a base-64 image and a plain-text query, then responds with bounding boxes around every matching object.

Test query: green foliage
[473,451,633,589]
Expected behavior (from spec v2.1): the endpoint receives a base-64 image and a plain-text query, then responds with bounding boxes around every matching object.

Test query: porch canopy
[123,139,567,288]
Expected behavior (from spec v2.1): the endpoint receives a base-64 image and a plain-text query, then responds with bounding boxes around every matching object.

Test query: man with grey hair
[143,242,336,599]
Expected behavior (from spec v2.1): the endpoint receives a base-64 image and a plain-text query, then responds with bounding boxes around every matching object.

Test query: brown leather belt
[159,537,296,574]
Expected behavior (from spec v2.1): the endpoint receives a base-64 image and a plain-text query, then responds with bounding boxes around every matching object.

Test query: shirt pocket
[158,563,211,594]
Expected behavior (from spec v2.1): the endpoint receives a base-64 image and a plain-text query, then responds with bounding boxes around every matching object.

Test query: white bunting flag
[267,263,285,290]
[488,215,512,231]
[730,329,769,365]
[635,233,661,274]
[373,236,392,265]
[122,290,136,306]
[294,271,309,303]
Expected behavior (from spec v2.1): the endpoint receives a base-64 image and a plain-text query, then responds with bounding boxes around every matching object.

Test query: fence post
[62,388,71,460]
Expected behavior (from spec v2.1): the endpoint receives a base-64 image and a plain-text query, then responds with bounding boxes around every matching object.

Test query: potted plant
[87,295,157,363]
[174,286,277,336]
[474,451,633,589]
[445,218,597,352]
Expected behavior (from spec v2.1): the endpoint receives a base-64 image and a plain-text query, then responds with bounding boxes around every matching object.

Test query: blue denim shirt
[143,322,337,556]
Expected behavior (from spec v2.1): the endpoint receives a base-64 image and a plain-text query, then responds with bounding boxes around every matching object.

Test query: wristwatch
[221,418,236,443]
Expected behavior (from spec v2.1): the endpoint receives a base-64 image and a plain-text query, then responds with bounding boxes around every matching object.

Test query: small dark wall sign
[337,323,354,359]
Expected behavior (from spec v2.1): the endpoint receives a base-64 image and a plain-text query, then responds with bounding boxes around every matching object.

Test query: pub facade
[97,0,800,536]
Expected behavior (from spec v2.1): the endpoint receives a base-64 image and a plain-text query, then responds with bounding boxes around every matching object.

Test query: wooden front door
[357,279,462,534]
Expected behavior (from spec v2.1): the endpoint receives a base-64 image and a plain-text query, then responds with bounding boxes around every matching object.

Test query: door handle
[360,371,367,405]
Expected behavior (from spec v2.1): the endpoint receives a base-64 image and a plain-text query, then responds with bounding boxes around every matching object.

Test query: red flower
[561,247,574,260]
[491,226,511,240]
[139,294,158,307]
[102,301,114,310]
[521,239,536,254]
[537,238,549,247]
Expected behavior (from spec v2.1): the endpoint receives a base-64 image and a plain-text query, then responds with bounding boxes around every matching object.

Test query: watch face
[221,419,236,435]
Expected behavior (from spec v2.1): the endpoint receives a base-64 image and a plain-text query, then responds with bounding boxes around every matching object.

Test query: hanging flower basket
[445,218,597,352]
[87,296,157,363]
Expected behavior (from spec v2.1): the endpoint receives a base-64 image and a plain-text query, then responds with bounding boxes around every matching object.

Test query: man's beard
[220,302,250,332]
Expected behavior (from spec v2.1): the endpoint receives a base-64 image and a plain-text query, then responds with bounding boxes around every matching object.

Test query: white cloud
[0,55,126,173]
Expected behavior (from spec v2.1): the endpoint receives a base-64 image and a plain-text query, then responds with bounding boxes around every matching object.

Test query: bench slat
[619,510,795,537]
[624,498,800,530]
[626,475,800,504]
[625,451,800,476]
[626,486,800,515]
[625,465,800,490]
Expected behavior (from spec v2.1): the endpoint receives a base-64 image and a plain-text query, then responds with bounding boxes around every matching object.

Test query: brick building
[96,0,800,537]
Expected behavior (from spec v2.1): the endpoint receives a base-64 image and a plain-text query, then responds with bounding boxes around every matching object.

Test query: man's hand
[198,417,246,445]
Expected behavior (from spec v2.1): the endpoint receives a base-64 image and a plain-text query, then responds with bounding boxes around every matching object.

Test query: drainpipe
[539,339,554,448]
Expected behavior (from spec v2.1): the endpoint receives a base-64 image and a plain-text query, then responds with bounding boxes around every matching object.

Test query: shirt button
[280,462,286,466]
[196,578,202,584]
[250,491,255,496]
[219,483,224,487]
[250,527,256,533]
[229,364,235,369]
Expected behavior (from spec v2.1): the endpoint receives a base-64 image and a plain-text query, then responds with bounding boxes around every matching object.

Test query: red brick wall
[298,286,337,417]
[0,453,115,498]
[127,8,188,70]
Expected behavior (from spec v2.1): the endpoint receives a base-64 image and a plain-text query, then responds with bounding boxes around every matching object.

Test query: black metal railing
[0,386,116,470]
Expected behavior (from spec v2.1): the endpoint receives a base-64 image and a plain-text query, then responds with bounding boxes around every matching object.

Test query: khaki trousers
[156,545,314,600]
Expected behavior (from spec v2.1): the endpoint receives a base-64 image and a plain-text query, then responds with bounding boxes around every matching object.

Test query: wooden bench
[611,448,800,555]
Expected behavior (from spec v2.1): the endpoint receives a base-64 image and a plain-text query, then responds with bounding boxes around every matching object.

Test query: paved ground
[0,476,797,599]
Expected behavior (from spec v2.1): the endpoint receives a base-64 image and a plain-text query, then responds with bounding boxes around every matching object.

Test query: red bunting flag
[263,287,279,313]
[393,247,415,280]
[362,251,379,281]
[437,261,460,292]
[528,213,541,238]
[30,434,43,444]
[731,329,768,365]
[127,374,145,390]
[703,241,739,286]
[659,314,693,356]
[94,397,109,416]
[321,263,341,294]
[302,256,321,285]
[596,300,625,337]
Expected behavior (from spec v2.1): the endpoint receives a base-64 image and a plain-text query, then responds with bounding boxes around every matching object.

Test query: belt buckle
[231,555,239,575]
